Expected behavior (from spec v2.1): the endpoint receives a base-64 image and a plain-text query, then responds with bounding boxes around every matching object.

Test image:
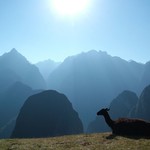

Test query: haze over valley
[1,0,150,139]
[0,49,150,138]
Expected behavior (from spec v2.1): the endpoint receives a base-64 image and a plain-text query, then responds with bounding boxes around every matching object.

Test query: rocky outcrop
[129,85,150,121]
[87,90,138,133]
[11,90,83,138]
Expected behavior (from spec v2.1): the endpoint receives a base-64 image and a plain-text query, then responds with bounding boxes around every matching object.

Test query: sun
[52,0,89,17]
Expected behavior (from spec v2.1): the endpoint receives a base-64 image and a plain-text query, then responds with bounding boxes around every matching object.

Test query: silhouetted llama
[97,108,150,136]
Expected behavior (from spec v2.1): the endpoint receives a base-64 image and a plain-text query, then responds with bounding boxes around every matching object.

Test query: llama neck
[103,112,114,128]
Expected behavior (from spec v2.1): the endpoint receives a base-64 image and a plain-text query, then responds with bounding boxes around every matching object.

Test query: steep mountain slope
[139,62,150,93]
[0,82,41,138]
[87,90,138,133]
[11,90,83,138]
[129,85,150,121]
[0,49,46,90]
[0,68,20,92]
[47,50,143,129]
[109,91,138,119]
[36,59,60,81]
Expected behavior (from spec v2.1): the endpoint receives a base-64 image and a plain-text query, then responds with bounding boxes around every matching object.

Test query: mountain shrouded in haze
[87,85,150,133]
[129,85,150,121]
[139,62,150,93]
[108,91,138,119]
[1,49,150,136]
[87,90,138,133]
[11,90,83,138]
[0,82,41,138]
[0,48,46,90]
[0,67,20,93]
[36,59,60,81]
[47,50,145,129]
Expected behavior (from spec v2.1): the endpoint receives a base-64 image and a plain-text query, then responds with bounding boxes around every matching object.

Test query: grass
[0,132,150,150]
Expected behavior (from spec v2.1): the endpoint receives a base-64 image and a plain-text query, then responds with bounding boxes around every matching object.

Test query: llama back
[113,119,150,136]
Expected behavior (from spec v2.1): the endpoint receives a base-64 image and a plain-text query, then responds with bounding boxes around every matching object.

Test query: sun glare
[52,0,89,17]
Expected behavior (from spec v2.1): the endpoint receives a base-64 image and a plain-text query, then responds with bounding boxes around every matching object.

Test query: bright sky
[0,0,150,63]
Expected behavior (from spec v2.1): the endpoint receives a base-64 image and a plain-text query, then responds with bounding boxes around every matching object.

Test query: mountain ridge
[0,48,46,90]
[0,49,150,133]
[47,50,146,129]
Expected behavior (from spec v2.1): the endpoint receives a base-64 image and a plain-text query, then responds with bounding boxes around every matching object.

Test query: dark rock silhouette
[0,82,40,138]
[11,90,83,138]
[109,91,138,119]
[97,108,150,136]
[87,90,138,133]
[129,85,150,121]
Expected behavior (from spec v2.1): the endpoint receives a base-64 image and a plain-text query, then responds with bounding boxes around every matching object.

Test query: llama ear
[106,108,110,111]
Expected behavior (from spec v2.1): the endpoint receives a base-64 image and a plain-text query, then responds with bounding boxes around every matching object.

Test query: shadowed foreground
[0,133,150,150]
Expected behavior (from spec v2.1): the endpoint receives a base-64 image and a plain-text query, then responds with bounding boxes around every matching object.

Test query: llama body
[113,118,150,136]
[97,108,150,136]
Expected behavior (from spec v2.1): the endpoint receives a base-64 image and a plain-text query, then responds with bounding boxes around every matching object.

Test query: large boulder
[11,90,83,138]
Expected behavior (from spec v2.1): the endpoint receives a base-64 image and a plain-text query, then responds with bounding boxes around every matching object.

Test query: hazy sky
[0,0,150,63]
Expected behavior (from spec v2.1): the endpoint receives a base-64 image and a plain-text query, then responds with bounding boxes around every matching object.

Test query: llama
[97,108,150,136]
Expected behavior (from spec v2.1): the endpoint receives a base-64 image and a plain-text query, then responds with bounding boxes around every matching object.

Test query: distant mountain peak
[9,48,22,57]
[11,48,18,53]
[1,48,21,58]
[1,48,29,63]
[0,48,46,90]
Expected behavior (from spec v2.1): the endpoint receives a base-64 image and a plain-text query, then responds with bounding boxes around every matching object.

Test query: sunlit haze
[0,0,150,63]
[1,0,150,140]
[51,0,90,17]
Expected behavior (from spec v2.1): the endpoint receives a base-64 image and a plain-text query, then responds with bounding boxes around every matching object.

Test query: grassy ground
[0,133,150,150]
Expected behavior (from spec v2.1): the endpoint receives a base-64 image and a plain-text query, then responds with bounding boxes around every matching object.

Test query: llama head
[97,108,110,116]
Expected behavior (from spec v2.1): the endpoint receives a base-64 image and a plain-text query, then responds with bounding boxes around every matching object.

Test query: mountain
[0,68,21,92]
[47,50,144,129]
[36,59,61,81]
[129,85,150,121]
[1,49,150,135]
[139,62,150,93]
[0,82,41,138]
[11,90,83,138]
[87,90,138,133]
[108,91,138,119]
[0,49,46,90]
